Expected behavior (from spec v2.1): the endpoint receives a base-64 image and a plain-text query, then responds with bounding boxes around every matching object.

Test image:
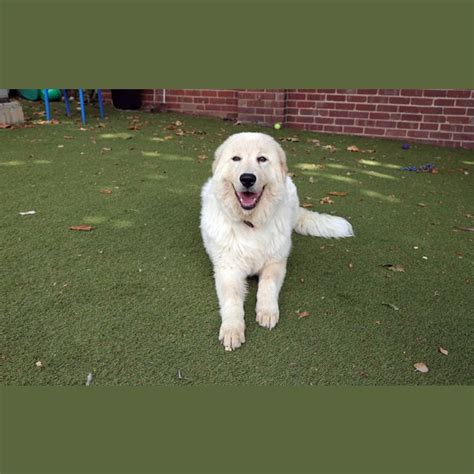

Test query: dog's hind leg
[256,260,287,330]
[215,268,247,351]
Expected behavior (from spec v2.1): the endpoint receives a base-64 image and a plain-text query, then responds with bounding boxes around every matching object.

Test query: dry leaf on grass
[348,261,354,270]
[69,224,95,231]
[296,311,310,319]
[301,202,313,208]
[319,196,334,205]
[100,188,113,194]
[414,362,429,373]
[197,154,208,163]
[347,145,360,152]
[382,264,405,272]
[34,119,60,125]
[454,226,474,232]
[328,191,348,197]
[279,136,300,142]
[417,203,427,207]
[382,302,400,311]
[308,138,321,146]
[35,361,43,368]
[322,145,337,152]
[0,124,13,129]
[438,346,449,356]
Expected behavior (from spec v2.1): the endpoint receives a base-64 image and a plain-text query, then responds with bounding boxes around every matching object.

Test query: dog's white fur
[200,132,354,350]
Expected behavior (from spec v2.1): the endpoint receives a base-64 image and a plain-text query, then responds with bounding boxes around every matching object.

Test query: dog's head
[212,133,288,220]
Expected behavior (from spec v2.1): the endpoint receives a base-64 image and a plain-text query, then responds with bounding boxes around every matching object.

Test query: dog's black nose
[240,173,257,188]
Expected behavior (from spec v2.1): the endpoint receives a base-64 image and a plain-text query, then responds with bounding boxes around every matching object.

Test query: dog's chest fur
[200,178,297,275]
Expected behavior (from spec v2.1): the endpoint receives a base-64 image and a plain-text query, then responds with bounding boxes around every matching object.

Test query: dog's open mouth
[235,188,264,210]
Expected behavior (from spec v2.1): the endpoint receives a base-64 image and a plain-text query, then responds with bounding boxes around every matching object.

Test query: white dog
[200,132,354,351]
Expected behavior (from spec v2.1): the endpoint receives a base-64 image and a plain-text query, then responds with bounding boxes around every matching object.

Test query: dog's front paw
[256,306,279,330]
[219,320,245,351]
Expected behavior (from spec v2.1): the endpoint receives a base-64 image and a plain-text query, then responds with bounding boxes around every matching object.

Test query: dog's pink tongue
[238,192,257,207]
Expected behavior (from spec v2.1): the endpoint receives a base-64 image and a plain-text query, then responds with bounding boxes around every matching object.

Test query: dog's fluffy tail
[294,208,354,239]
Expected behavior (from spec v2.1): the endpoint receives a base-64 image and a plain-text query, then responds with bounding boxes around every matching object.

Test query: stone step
[0,100,25,125]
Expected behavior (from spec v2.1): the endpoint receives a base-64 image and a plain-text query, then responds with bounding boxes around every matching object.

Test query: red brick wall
[102,89,474,149]
[285,89,473,149]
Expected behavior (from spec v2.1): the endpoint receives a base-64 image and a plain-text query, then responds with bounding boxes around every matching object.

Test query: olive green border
[0,0,473,87]
[1,386,473,473]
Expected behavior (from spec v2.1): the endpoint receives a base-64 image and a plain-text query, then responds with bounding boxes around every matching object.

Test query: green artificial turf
[1,99,473,385]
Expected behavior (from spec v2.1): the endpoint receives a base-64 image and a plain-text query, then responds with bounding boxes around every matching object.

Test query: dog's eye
[257,156,268,163]
[231,156,241,162]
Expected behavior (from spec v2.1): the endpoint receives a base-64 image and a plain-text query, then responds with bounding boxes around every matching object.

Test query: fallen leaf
[288,172,297,178]
[197,154,208,163]
[382,264,405,272]
[297,311,310,319]
[322,145,337,152]
[101,147,112,152]
[0,124,13,129]
[362,149,376,154]
[35,361,43,368]
[301,202,313,208]
[175,128,185,136]
[233,120,242,126]
[417,203,427,207]
[308,177,315,183]
[382,302,400,311]
[174,120,183,127]
[100,188,113,194]
[19,210,36,216]
[63,135,74,140]
[164,135,174,140]
[279,136,300,142]
[79,127,87,131]
[319,196,334,205]
[57,144,64,148]
[414,362,429,373]
[300,278,305,283]
[348,261,354,270]
[438,346,449,356]
[34,119,60,125]
[69,224,95,231]
[454,226,474,232]
[347,145,360,152]
[464,213,473,219]
[328,191,348,197]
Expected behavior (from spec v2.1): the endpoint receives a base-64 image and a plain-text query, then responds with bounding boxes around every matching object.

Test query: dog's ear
[212,142,224,175]
[275,140,288,180]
